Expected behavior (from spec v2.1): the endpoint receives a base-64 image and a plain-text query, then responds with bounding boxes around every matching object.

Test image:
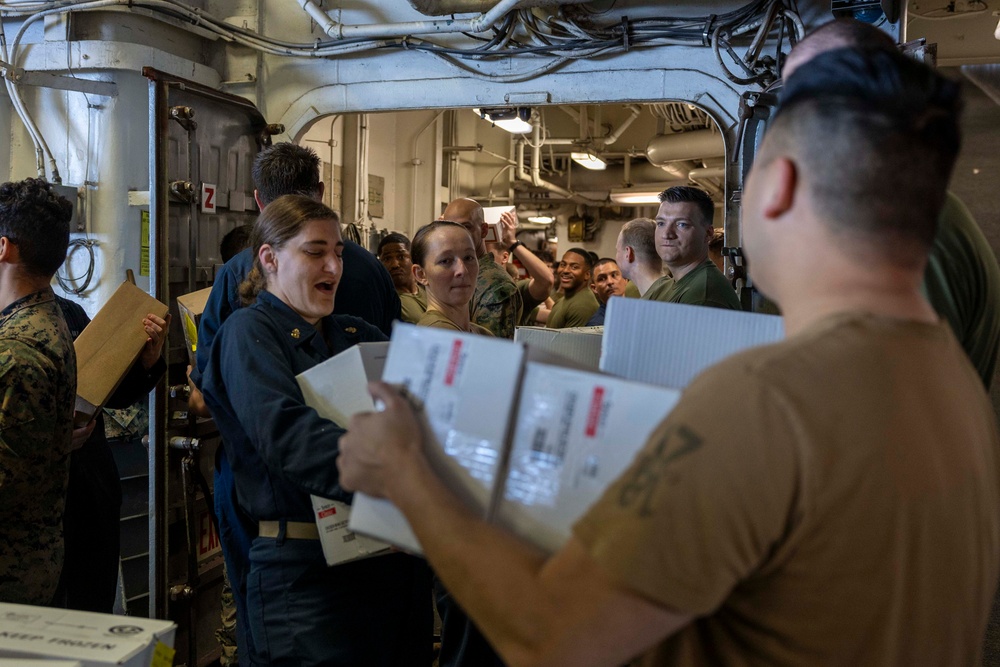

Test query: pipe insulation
[407,0,589,15]
[645,130,725,166]
[299,0,526,40]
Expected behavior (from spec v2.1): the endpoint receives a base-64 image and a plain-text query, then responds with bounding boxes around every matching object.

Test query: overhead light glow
[527,215,555,224]
[609,184,677,205]
[473,107,533,134]
[571,151,607,170]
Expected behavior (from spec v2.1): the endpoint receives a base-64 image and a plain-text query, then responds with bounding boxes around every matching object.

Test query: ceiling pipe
[598,104,642,147]
[689,166,725,198]
[548,162,670,190]
[299,0,526,40]
[558,105,600,136]
[514,125,604,205]
[408,0,589,15]
[688,166,725,180]
[410,110,446,233]
[646,129,725,166]
[658,159,700,180]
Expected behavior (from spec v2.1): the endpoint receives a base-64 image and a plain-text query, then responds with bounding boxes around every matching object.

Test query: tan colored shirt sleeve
[573,360,801,616]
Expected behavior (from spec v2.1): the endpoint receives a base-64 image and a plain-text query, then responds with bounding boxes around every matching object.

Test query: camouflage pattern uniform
[0,288,76,605]
[471,253,522,339]
[216,564,239,666]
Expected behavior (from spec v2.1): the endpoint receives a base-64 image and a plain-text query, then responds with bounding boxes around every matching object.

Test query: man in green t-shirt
[377,232,426,324]
[547,248,599,328]
[646,186,741,310]
[616,217,666,298]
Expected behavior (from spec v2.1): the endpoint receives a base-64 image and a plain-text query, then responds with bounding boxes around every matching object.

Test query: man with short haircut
[199,143,401,348]
[587,258,627,326]
[616,218,665,298]
[649,186,741,310]
[439,198,522,338]
[546,248,599,329]
[0,178,76,606]
[783,17,1000,388]
[378,232,426,324]
[338,47,1000,665]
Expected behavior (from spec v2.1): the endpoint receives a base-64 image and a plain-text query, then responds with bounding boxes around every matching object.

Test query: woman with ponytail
[201,194,431,666]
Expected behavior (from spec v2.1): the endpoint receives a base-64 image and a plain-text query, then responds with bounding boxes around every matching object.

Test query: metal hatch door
[142,66,280,666]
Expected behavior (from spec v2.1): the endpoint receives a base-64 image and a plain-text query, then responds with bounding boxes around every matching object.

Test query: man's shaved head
[440,198,486,253]
[764,47,962,268]
[784,18,896,79]
[441,198,484,226]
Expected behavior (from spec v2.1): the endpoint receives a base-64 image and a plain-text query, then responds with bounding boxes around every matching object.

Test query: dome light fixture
[527,214,555,224]
[570,150,607,170]
[472,107,533,134]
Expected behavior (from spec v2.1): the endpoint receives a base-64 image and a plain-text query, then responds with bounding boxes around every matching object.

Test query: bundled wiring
[56,237,98,295]
[1,0,800,86]
[0,0,801,223]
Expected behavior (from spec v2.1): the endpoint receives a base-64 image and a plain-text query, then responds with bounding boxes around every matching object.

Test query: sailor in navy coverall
[200,196,430,666]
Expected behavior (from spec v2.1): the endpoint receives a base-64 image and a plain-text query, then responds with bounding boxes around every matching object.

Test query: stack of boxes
[301,299,783,558]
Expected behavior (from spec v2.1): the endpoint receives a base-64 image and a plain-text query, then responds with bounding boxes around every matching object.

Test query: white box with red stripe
[495,364,681,552]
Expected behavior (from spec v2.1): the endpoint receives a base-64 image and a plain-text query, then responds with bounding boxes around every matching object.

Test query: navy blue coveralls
[200,290,430,666]
[189,241,403,662]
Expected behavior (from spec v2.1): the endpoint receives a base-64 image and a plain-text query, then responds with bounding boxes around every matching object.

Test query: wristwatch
[508,240,523,253]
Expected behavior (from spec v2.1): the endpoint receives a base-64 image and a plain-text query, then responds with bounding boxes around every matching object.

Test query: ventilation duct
[645,130,725,166]
[552,162,671,190]
[408,0,589,15]
[656,159,700,180]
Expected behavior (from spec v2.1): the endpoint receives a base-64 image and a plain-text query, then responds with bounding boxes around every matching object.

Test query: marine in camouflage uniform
[0,287,77,605]
[471,252,522,339]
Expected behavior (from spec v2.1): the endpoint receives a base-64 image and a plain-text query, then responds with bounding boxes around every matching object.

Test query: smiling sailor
[200,194,431,666]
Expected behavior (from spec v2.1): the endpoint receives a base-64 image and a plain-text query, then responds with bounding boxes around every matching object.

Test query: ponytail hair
[238,194,340,306]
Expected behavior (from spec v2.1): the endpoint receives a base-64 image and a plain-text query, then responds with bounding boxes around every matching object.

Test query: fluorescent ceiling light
[571,151,607,170]
[609,183,676,205]
[527,215,555,224]
[473,107,533,134]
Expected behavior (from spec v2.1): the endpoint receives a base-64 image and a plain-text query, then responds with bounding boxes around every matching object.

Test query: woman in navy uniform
[201,195,431,666]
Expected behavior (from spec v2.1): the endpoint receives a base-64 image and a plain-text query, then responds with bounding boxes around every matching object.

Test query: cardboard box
[482,205,514,244]
[347,304,783,556]
[600,298,784,388]
[514,326,603,370]
[295,343,393,565]
[495,363,681,552]
[349,324,528,554]
[74,281,169,426]
[176,286,212,367]
[0,603,175,667]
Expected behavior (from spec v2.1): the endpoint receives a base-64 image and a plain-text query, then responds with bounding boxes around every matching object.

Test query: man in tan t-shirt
[337,47,1000,666]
